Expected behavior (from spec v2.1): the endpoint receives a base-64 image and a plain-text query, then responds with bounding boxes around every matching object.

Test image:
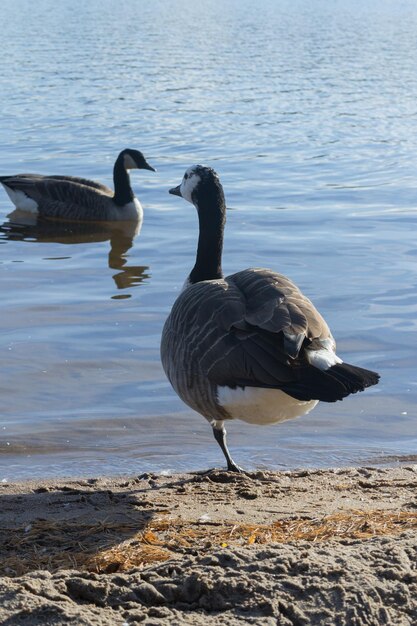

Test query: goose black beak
[169,185,182,197]
[143,162,156,172]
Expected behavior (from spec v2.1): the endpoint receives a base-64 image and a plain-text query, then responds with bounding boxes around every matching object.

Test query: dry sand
[0,465,416,625]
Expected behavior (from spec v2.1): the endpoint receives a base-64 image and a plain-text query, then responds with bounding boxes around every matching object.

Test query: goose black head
[121,148,156,172]
[169,165,224,209]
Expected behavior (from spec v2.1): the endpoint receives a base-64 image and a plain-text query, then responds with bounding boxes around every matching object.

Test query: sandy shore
[0,465,416,625]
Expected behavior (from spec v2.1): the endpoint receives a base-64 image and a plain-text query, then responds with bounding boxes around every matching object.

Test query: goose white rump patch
[217,386,318,425]
[2,186,38,214]
[306,347,342,370]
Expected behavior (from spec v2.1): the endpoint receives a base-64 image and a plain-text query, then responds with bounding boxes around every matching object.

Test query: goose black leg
[212,424,243,472]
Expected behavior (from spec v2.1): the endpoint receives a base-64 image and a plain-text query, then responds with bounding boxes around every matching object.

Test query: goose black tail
[282,362,380,403]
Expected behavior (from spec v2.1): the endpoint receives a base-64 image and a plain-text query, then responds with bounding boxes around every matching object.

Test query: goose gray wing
[48,175,112,192]
[230,267,331,351]
[0,174,111,193]
[199,268,333,390]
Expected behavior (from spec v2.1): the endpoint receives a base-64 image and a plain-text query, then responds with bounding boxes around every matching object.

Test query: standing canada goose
[0,148,155,222]
[161,165,380,472]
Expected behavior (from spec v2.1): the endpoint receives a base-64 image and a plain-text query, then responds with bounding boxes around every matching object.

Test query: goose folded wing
[2,176,112,204]
[48,175,112,192]
[202,268,332,390]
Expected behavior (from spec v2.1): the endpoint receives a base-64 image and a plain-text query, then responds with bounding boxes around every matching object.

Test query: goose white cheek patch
[180,168,201,204]
[123,154,138,170]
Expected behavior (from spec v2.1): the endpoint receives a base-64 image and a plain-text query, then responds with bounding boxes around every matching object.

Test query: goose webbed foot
[226,459,244,473]
[212,422,244,473]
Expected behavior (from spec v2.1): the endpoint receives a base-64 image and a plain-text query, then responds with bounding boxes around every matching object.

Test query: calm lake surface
[1,0,416,479]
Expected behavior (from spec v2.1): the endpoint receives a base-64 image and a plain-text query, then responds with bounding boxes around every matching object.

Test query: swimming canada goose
[161,165,380,472]
[0,148,155,222]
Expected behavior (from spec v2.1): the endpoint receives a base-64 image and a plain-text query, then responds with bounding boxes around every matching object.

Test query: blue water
[0,0,416,479]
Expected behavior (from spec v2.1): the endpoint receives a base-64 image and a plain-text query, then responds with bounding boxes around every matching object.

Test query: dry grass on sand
[0,465,416,625]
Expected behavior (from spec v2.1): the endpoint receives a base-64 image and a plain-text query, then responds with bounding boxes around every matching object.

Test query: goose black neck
[189,193,225,284]
[113,154,134,206]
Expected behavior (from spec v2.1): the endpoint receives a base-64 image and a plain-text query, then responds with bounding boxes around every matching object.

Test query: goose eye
[184,173,188,180]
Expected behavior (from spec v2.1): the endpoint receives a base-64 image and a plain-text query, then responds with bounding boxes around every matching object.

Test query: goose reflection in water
[0,210,150,294]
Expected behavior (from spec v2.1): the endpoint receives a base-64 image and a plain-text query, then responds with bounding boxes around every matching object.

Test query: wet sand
[0,466,416,625]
